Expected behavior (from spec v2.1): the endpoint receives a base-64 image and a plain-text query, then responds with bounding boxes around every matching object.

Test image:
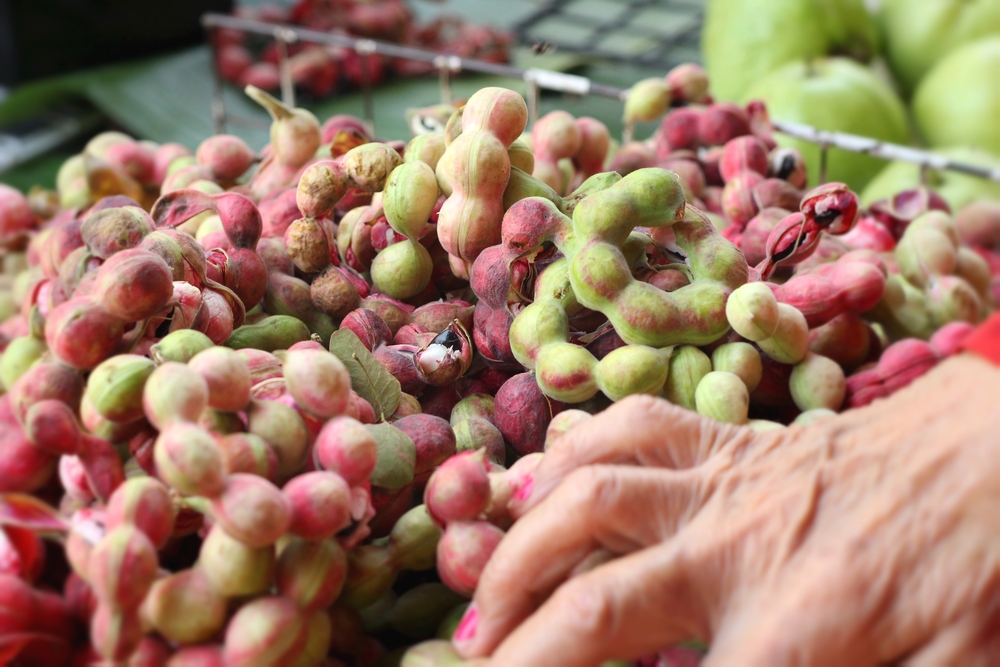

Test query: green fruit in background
[877,0,1000,97]
[913,37,1000,156]
[703,0,879,103]
[861,147,1000,211]
[742,58,909,192]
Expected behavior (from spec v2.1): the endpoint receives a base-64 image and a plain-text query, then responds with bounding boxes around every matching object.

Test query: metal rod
[274,27,296,108]
[356,39,377,136]
[207,35,227,135]
[199,12,1000,184]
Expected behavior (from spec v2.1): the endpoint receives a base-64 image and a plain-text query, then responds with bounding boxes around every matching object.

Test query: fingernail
[512,474,534,502]
[453,603,478,645]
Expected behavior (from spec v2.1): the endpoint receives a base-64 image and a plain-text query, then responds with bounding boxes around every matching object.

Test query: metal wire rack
[512,0,704,71]
[201,12,1000,184]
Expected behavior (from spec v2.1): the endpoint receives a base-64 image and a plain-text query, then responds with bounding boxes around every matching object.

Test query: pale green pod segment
[383,161,439,239]
[594,345,673,402]
[747,419,787,433]
[87,354,156,423]
[623,78,672,124]
[789,352,846,412]
[757,303,809,365]
[726,282,780,342]
[509,300,571,369]
[712,342,763,393]
[404,132,447,170]
[370,241,433,300]
[534,342,600,404]
[0,335,47,391]
[793,408,838,427]
[694,370,749,425]
[507,137,535,174]
[662,345,712,411]
[502,166,564,212]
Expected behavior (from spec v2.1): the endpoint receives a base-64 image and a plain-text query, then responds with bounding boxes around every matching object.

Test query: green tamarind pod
[0,335,47,390]
[436,602,470,640]
[789,352,846,412]
[502,166,564,212]
[386,583,466,640]
[747,419,786,433]
[895,226,956,288]
[404,132,447,170]
[908,210,960,248]
[265,272,338,344]
[572,168,686,245]
[224,315,311,351]
[711,342,763,392]
[535,342,600,404]
[757,303,809,364]
[662,345,712,411]
[151,329,214,364]
[726,282,780,342]
[623,78,671,124]
[383,162,439,239]
[509,300,571,369]
[533,258,582,314]
[389,505,441,572]
[507,137,534,174]
[927,275,983,329]
[793,408,838,427]
[343,143,403,192]
[594,345,672,401]
[370,241,433,300]
[694,371,749,425]
[562,171,623,214]
[87,354,156,423]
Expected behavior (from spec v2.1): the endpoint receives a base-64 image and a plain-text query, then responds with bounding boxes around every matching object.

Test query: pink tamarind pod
[771,259,886,328]
[104,477,176,550]
[756,212,823,280]
[799,182,860,235]
[436,520,504,597]
[423,450,491,526]
[720,136,769,182]
[844,339,941,408]
[44,298,125,370]
[394,414,457,486]
[283,471,353,541]
[314,416,379,487]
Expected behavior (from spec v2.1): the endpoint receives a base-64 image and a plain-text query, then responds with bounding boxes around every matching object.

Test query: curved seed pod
[694,371,749,425]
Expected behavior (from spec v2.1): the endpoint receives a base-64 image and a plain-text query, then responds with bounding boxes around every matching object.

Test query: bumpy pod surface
[436,87,528,276]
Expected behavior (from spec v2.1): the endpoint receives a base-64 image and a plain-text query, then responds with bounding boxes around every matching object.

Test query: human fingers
[458,464,710,660]
[511,394,748,518]
[479,540,706,667]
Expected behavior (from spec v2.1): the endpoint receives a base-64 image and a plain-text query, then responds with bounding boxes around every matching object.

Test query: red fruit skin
[845,339,941,409]
[104,477,176,550]
[0,183,37,248]
[657,107,702,153]
[259,187,301,239]
[698,102,752,147]
[436,520,505,597]
[418,383,463,421]
[210,473,292,548]
[750,354,794,408]
[0,401,56,493]
[494,373,561,456]
[314,417,378,487]
[90,603,143,662]
[393,414,457,485]
[222,596,309,666]
[168,644,226,667]
[719,136,769,182]
[772,259,886,328]
[929,321,976,358]
[275,538,348,612]
[0,526,45,582]
[44,298,125,370]
[284,471,353,541]
[367,482,415,539]
[87,526,158,609]
[423,451,491,526]
[64,572,98,625]
[23,399,82,456]
[373,344,426,396]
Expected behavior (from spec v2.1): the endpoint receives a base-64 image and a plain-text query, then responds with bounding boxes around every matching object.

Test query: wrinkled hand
[454,355,1000,666]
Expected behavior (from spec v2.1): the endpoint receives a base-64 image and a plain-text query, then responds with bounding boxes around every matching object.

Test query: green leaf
[328,328,401,420]
[364,422,416,490]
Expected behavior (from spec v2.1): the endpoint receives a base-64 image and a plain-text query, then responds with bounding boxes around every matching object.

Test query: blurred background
[1,0,998,206]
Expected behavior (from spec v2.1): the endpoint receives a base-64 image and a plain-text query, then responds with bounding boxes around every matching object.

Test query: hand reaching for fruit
[455,353,1000,666]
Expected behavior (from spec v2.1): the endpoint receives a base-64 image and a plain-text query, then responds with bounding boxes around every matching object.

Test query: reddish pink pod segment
[104,477,176,550]
[44,298,124,370]
[494,373,560,456]
[210,474,292,548]
[394,414,457,485]
[436,520,504,597]
[92,248,174,322]
[800,182,859,235]
[656,107,702,153]
[0,183,36,248]
[720,136,768,182]
[423,450,491,526]
[197,134,257,181]
[844,339,941,408]
[283,471,353,541]
[698,103,751,147]
[772,259,886,328]
[314,416,378,486]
